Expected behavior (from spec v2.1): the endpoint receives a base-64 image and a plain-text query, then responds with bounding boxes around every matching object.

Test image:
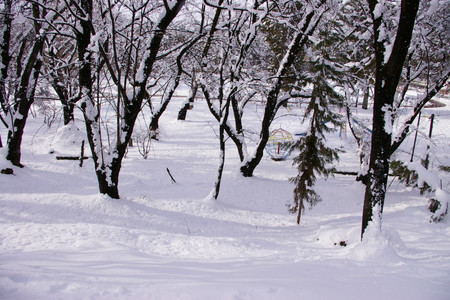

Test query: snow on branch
[391,68,450,155]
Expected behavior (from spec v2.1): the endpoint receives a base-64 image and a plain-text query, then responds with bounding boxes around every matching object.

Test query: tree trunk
[52,83,76,126]
[362,86,369,110]
[240,7,321,177]
[63,102,75,125]
[212,86,232,200]
[5,99,33,167]
[0,2,11,150]
[150,33,201,139]
[231,93,243,134]
[149,91,173,140]
[76,0,122,198]
[240,88,278,177]
[0,1,11,152]
[361,92,391,235]
[177,84,197,121]
[7,49,44,167]
[361,0,420,238]
[0,0,12,111]
[149,117,160,140]
[1,2,44,167]
[201,85,246,162]
[6,129,24,167]
[96,157,121,199]
[48,45,78,126]
[77,0,185,199]
[212,124,226,200]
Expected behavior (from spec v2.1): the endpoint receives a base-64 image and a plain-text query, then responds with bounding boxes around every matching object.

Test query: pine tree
[289,66,343,224]
[288,5,347,224]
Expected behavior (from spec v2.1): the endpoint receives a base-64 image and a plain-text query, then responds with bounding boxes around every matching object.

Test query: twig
[184,218,191,235]
[166,167,176,183]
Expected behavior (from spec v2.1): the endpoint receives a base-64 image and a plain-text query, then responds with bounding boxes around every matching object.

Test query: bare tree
[44,34,80,125]
[0,0,12,149]
[0,0,49,167]
[147,28,204,140]
[361,0,450,238]
[240,0,328,177]
[191,0,329,180]
[67,0,186,198]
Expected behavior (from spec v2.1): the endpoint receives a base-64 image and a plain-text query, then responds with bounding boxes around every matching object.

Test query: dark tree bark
[76,0,185,198]
[390,70,450,155]
[74,0,115,196]
[211,98,230,200]
[0,0,11,108]
[240,7,322,177]
[149,34,203,139]
[0,0,12,150]
[148,83,176,140]
[201,85,246,162]
[47,45,79,126]
[361,0,420,238]
[52,78,77,125]
[177,83,197,121]
[63,101,76,125]
[197,0,252,162]
[177,1,222,121]
[361,86,369,110]
[1,2,46,167]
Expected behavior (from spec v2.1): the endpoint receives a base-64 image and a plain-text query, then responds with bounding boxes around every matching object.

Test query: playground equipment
[265,128,294,161]
[351,117,372,134]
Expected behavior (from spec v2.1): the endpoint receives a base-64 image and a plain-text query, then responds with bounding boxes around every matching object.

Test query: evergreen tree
[288,2,351,223]
[289,58,344,224]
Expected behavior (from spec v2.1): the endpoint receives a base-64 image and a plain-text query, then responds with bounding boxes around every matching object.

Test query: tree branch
[390,69,450,155]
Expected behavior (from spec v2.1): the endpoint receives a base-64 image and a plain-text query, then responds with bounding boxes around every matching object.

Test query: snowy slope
[1,94,449,300]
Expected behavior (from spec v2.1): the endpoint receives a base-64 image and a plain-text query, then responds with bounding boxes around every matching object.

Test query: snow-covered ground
[1,92,449,300]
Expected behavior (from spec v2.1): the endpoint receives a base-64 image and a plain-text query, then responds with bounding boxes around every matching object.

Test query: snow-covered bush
[429,197,448,223]
[393,160,450,223]
[390,160,431,194]
[134,130,152,160]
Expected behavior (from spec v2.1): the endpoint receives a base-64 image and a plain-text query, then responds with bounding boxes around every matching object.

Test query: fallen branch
[333,170,394,177]
[56,156,89,160]
[333,170,359,176]
[1,168,14,175]
[166,167,176,183]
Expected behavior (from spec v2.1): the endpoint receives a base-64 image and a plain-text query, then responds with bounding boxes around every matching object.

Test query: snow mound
[0,148,15,173]
[49,123,86,155]
[431,188,449,222]
[349,221,404,262]
[316,224,360,248]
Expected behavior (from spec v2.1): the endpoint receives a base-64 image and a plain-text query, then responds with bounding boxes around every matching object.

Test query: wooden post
[410,112,422,163]
[407,112,422,185]
[423,114,434,170]
[79,140,85,167]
